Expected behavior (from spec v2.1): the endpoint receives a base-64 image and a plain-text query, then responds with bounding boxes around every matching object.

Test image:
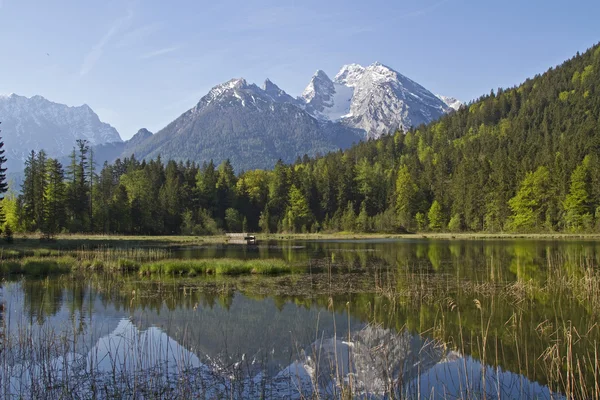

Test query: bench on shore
[225,233,257,245]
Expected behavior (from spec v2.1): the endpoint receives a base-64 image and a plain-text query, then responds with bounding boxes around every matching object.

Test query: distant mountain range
[1,63,461,173]
[0,93,121,172]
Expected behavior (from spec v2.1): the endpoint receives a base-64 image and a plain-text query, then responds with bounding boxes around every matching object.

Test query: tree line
[1,43,600,236]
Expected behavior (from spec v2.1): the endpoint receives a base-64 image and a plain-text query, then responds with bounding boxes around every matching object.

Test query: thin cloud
[79,6,134,76]
[140,45,183,60]
[116,23,162,48]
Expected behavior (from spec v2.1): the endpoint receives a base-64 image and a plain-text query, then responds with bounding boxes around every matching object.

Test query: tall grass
[139,258,292,276]
[0,256,76,275]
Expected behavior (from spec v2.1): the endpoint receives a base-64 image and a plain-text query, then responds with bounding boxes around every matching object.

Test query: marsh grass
[0,256,76,276]
[139,258,294,276]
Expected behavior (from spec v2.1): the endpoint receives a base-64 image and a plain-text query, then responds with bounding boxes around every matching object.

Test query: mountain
[3,63,454,173]
[301,63,453,139]
[436,94,463,111]
[119,64,457,170]
[0,94,121,171]
[74,128,153,168]
[122,78,364,171]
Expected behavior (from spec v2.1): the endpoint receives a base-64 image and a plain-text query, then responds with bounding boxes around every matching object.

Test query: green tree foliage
[508,166,552,231]
[427,200,444,231]
[20,150,48,231]
[43,159,66,238]
[448,214,462,232]
[563,156,594,232]
[0,122,8,231]
[394,164,417,230]
[224,208,243,232]
[285,185,313,233]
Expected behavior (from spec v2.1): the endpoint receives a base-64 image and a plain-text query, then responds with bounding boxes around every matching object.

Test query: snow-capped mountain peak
[334,64,366,87]
[301,70,333,102]
[301,62,454,138]
[300,69,355,121]
[436,95,463,111]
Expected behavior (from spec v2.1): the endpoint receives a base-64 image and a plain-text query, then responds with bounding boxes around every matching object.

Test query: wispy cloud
[116,22,162,48]
[140,45,183,60]
[79,5,134,77]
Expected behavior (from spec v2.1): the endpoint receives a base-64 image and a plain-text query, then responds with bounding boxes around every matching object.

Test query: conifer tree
[20,150,37,230]
[43,159,66,239]
[0,122,8,231]
[428,200,444,231]
[563,156,593,232]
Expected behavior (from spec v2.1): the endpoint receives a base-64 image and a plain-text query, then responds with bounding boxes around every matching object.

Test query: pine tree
[34,150,48,230]
[508,166,551,231]
[356,201,370,232]
[20,150,37,230]
[0,122,8,232]
[563,156,593,232]
[285,185,312,232]
[394,164,417,230]
[43,159,66,239]
[428,200,444,231]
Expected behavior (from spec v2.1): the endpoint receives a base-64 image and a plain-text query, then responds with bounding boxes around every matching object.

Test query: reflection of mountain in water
[2,280,564,399]
[131,292,364,376]
[1,317,560,399]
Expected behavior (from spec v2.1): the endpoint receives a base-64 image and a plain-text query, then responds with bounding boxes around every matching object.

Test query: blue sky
[1,0,599,140]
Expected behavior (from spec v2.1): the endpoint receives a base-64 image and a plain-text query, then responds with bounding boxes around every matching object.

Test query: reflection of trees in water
[175,240,600,287]
[22,279,64,324]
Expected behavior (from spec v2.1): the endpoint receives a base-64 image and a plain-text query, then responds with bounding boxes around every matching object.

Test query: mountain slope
[302,63,452,138]
[124,79,363,171]
[0,94,121,171]
[77,128,153,168]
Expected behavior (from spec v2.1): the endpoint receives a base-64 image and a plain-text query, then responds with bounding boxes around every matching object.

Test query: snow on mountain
[301,62,453,139]
[436,95,463,111]
[0,93,121,171]
[301,70,354,121]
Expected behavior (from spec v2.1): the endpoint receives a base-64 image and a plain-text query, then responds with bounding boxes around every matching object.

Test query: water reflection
[174,238,600,281]
[2,239,599,398]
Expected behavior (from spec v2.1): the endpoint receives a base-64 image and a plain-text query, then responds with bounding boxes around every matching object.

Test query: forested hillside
[2,43,600,235]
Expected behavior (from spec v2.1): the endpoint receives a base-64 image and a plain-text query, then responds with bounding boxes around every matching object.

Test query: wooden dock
[225,233,257,245]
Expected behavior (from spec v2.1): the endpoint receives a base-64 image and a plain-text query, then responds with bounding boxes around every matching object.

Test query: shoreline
[4,232,600,249]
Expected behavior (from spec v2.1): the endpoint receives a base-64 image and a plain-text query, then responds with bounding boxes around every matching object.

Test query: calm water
[3,239,599,398]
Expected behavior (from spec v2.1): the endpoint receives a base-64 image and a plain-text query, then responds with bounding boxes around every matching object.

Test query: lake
[2,238,598,399]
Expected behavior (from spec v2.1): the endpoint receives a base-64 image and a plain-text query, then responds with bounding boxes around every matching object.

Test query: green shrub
[118,259,141,272]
